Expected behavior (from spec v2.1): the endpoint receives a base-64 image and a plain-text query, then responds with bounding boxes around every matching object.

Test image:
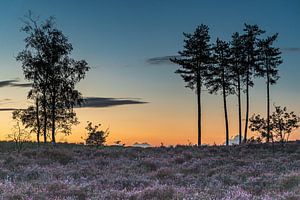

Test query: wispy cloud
[0,99,13,106]
[0,97,148,111]
[281,47,300,52]
[0,80,17,88]
[0,79,32,88]
[146,55,180,65]
[11,83,32,87]
[79,97,148,108]
[147,47,300,65]
[0,108,18,112]
[0,99,12,102]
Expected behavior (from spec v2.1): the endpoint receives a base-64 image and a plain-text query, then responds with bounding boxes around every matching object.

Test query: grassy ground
[0,141,299,200]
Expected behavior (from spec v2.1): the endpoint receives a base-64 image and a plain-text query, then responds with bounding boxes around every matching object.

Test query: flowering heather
[0,141,299,199]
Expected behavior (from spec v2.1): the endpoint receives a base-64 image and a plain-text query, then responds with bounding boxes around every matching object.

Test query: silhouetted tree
[242,24,265,142]
[256,34,282,142]
[12,107,38,142]
[206,39,234,145]
[270,106,299,143]
[17,12,54,143]
[16,12,89,144]
[26,89,42,144]
[85,122,109,146]
[230,32,246,144]
[35,97,41,144]
[170,24,212,146]
[249,114,269,142]
[10,109,32,152]
[249,105,300,143]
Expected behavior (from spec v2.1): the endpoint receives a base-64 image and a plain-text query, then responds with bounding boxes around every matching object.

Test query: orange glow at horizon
[0,100,299,147]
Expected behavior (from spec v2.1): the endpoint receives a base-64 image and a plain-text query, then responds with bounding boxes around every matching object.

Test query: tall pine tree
[230,32,246,144]
[257,33,282,142]
[242,24,265,142]
[206,39,234,145]
[170,24,212,146]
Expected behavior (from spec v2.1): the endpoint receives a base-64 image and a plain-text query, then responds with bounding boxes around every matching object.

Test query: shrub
[85,121,109,146]
[8,110,31,153]
[249,105,300,143]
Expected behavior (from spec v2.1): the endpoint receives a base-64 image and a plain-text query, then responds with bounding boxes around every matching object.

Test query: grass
[0,141,299,199]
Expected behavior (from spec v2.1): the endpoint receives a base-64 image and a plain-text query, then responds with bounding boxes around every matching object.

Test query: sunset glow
[0,0,299,146]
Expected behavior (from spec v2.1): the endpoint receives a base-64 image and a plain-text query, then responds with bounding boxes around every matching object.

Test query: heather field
[0,142,299,200]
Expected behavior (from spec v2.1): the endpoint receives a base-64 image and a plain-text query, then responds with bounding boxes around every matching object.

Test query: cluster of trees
[6,13,299,147]
[13,13,90,145]
[171,23,296,146]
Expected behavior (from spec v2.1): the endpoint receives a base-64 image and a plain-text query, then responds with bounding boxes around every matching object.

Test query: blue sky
[0,0,299,145]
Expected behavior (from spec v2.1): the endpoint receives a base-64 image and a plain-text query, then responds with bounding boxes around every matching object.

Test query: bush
[85,121,109,146]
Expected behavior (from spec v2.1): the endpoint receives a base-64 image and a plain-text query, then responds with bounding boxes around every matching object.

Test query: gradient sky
[0,0,299,146]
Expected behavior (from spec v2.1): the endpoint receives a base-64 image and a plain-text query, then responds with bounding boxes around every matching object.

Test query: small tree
[271,106,300,143]
[85,122,109,146]
[249,105,300,143]
[9,110,32,152]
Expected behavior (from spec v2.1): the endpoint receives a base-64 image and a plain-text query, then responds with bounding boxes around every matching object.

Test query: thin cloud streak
[281,47,300,52]
[0,97,148,111]
[0,99,13,106]
[11,83,32,87]
[79,97,148,108]
[0,80,17,87]
[0,99,12,102]
[0,79,32,88]
[147,47,300,66]
[0,108,18,112]
[146,55,180,65]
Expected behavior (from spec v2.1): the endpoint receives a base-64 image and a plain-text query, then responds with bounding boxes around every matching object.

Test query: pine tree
[206,39,234,145]
[230,32,246,144]
[170,24,212,146]
[257,33,282,142]
[242,24,265,142]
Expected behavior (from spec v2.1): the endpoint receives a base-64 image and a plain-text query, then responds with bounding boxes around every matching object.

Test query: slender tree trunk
[237,74,242,144]
[266,70,270,143]
[197,88,201,146]
[223,91,229,145]
[42,89,47,143]
[51,94,56,144]
[222,72,229,146]
[36,97,40,145]
[244,70,249,143]
[286,133,291,142]
[197,69,201,146]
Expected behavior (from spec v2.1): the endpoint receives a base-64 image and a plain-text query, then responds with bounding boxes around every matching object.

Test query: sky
[0,0,299,146]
